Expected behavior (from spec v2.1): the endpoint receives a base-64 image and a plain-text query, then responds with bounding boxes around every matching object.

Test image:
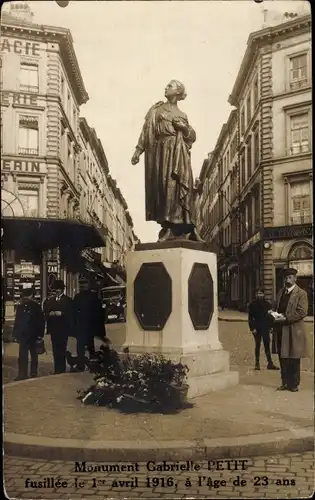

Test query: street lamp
[56,1,69,7]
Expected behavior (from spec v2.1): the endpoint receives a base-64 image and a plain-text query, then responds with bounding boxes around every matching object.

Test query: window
[290,54,308,88]
[20,62,39,93]
[246,93,251,126]
[18,187,39,217]
[73,106,76,127]
[18,116,39,155]
[61,75,65,100]
[67,91,71,117]
[290,182,311,224]
[240,149,245,188]
[253,77,259,109]
[240,108,245,136]
[254,189,260,232]
[247,137,252,180]
[290,113,310,154]
[254,128,260,168]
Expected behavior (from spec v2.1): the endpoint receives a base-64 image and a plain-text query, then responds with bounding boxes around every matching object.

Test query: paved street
[4,452,314,499]
[4,318,314,499]
[3,318,313,384]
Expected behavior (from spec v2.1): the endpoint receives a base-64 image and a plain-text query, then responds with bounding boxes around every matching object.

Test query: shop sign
[264,225,313,240]
[1,92,39,106]
[5,263,14,300]
[241,231,261,254]
[47,262,58,274]
[15,262,34,276]
[2,160,42,173]
[0,38,40,56]
[289,260,313,276]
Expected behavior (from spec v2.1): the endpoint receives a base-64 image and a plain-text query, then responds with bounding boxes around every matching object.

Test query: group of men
[248,268,310,392]
[12,279,107,380]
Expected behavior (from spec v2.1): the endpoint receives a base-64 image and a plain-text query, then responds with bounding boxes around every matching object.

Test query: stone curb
[219,316,314,323]
[4,428,314,462]
[4,377,314,461]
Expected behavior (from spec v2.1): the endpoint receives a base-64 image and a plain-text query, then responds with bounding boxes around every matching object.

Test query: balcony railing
[18,147,39,156]
[290,78,308,90]
[290,143,310,155]
[20,84,39,93]
[291,213,312,225]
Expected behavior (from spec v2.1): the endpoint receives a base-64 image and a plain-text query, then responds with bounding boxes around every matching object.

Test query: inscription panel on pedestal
[134,262,172,331]
[188,263,214,330]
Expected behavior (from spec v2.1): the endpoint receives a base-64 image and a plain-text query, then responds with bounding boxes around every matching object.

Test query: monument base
[123,346,238,399]
[124,242,239,399]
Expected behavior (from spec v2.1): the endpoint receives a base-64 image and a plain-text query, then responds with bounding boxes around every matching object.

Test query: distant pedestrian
[219,291,227,311]
[43,280,74,374]
[272,268,309,392]
[248,288,279,371]
[12,286,45,381]
[72,280,107,371]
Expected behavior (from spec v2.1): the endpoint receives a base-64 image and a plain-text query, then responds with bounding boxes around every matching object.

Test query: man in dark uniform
[72,280,107,371]
[12,286,45,380]
[43,280,74,374]
[273,268,309,392]
[248,288,279,371]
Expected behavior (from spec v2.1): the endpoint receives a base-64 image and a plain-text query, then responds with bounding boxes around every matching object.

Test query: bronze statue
[131,80,203,242]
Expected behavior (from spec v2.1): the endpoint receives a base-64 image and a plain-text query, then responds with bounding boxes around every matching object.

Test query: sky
[15,0,310,242]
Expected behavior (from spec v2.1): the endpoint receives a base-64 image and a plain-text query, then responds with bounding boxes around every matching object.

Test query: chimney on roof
[9,1,34,23]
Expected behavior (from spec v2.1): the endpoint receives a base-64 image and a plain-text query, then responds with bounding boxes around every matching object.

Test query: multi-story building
[199,12,312,311]
[77,117,138,282]
[1,2,138,324]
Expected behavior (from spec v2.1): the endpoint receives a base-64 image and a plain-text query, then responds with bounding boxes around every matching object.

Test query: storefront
[1,211,106,323]
[275,241,313,315]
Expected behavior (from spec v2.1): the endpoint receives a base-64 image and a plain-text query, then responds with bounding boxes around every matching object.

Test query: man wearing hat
[272,268,309,392]
[43,280,74,374]
[12,286,45,380]
[72,279,107,371]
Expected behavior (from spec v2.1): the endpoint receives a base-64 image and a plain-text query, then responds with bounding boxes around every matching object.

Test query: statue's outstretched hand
[131,150,140,165]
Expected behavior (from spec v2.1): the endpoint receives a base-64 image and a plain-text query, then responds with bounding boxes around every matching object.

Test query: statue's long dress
[136,102,196,226]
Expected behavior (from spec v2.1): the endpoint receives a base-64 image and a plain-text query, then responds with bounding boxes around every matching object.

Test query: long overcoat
[272,285,311,358]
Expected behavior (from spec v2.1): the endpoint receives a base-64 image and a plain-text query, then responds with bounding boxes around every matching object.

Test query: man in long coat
[72,280,107,371]
[43,280,74,374]
[272,268,310,392]
[13,286,45,380]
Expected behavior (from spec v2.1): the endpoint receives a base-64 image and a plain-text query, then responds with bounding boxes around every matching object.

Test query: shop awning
[1,216,106,251]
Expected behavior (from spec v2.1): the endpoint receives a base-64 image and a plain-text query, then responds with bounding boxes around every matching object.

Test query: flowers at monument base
[77,346,190,413]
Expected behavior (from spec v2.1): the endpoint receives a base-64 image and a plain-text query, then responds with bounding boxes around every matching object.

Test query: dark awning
[1,216,106,251]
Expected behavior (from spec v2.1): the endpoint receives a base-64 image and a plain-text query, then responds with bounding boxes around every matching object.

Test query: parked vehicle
[101,285,126,323]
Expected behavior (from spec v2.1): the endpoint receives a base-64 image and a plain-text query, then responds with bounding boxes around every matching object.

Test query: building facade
[199,13,312,311]
[78,118,138,278]
[1,3,137,323]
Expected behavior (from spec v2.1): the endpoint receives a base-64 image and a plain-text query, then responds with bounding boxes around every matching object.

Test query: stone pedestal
[123,241,239,398]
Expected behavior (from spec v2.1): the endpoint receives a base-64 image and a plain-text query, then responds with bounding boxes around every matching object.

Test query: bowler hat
[52,279,65,290]
[283,268,298,277]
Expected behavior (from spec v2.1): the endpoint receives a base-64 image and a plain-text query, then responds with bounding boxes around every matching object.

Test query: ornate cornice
[228,14,311,106]
[79,118,109,175]
[1,20,89,106]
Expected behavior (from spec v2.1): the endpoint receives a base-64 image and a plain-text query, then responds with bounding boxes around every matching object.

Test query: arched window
[289,244,313,261]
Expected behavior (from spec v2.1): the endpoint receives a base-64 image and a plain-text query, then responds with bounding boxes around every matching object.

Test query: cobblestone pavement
[4,452,314,499]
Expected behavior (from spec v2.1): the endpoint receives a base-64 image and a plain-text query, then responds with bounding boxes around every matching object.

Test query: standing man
[43,280,74,374]
[12,286,45,380]
[248,288,279,371]
[273,268,309,392]
[72,280,107,371]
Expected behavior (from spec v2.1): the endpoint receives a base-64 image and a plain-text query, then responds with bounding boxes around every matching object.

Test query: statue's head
[165,80,187,101]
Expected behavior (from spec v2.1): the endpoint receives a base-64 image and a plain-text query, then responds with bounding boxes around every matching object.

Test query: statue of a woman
[131,80,203,242]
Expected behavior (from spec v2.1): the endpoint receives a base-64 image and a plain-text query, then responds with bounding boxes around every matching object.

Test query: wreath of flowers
[77,347,190,413]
